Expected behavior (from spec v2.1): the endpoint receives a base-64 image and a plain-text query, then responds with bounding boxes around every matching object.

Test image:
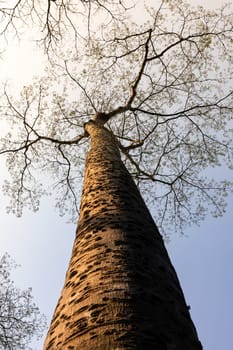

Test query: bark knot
[93,112,109,125]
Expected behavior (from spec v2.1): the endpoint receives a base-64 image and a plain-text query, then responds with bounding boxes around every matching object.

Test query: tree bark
[43,120,202,350]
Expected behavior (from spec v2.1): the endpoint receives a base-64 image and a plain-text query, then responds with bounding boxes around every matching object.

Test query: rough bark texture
[43,120,202,350]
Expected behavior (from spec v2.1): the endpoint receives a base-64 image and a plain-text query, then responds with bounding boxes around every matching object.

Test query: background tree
[0,253,46,350]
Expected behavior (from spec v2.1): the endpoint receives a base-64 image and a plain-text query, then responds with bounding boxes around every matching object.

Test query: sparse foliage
[0,0,233,235]
[0,253,46,350]
[0,0,133,54]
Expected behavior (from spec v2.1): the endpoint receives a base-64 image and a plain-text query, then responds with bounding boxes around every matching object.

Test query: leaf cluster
[0,253,46,350]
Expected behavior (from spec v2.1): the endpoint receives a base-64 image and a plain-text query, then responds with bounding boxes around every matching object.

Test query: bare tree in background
[0,253,46,350]
[0,0,232,348]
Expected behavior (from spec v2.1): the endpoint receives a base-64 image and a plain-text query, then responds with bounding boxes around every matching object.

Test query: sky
[0,1,232,349]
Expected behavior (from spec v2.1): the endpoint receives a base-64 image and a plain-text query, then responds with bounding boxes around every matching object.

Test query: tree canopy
[0,0,232,235]
[0,253,46,350]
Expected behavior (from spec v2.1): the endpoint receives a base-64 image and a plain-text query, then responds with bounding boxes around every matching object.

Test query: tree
[43,119,203,349]
[0,0,232,348]
[0,253,46,350]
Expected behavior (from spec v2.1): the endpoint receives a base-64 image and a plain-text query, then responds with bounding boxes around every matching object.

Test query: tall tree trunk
[43,120,202,350]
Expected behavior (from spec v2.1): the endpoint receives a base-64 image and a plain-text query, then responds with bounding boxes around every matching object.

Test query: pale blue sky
[0,1,232,349]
